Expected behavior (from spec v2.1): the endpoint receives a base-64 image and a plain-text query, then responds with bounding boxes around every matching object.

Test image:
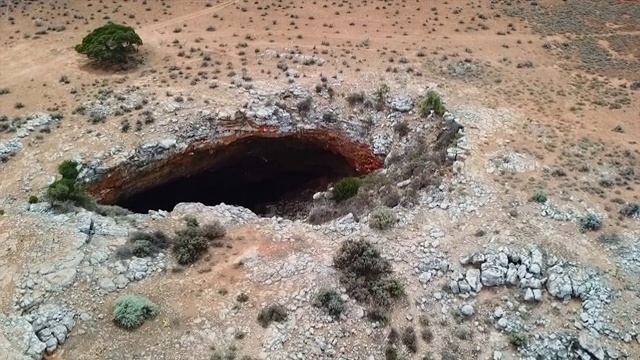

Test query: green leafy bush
[46,160,93,208]
[332,177,361,202]
[313,288,346,317]
[369,207,398,230]
[58,160,80,180]
[112,295,158,329]
[334,239,404,308]
[257,304,288,328]
[419,90,446,117]
[28,196,39,204]
[531,190,548,203]
[75,23,143,64]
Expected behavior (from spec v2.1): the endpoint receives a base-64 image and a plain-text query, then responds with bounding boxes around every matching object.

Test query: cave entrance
[115,136,358,218]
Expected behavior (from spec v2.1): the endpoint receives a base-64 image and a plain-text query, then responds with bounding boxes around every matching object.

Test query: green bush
[313,288,346,317]
[58,160,80,180]
[112,295,158,329]
[332,177,361,202]
[75,23,143,64]
[236,292,249,303]
[171,220,226,265]
[531,190,548,203]
[257,304,288,328]
[334,239,404,308]
[28,195,39,204]
[579,213,602,232]
[419,90,446,117]
[369,207,398,230]
[46,160,93,208]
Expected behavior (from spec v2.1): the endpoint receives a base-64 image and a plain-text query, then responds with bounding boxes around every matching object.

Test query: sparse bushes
[333,239,404,309]
[112,295,158,329]
[620,203,639,218]
[257,304,288,327]
[313,288,346,317]
[531,190,547,203]
[172,219,226,265]
[0,88,10,95]
[579,213,602,232]
[332,177,361,202]
[369,207,398,230]
[28,196,39,204]
[419,90,446,117]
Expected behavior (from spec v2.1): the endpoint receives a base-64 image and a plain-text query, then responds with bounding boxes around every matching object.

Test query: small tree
[75,23,142,64]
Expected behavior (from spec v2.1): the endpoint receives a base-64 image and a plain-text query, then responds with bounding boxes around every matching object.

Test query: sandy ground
[1,0,639,359]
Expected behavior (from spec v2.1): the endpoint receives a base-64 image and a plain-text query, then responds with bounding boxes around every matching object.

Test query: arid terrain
[1,0,639,359]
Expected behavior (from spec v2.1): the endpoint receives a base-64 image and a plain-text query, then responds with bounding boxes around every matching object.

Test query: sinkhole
[111,135,367,217]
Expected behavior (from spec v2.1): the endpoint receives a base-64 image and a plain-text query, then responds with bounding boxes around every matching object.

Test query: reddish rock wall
[86,127,383,205]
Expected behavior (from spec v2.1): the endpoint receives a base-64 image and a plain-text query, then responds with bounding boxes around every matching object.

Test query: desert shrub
[199,221,226,239]
[94,204,132,217]
[236,292,249,303]
[75,23,143,64]
[509,332,527,349]
[308,205,342,225]
[0,88,9,95]
[620,203,639,218]
[531,190,547,203]
[46,177,91,207]
[369,207,398,230]
[172,220,226,265]
[579,213,602,232]
[28,195,39,204]
[332,177,361,202]
[402,326,418,353]
[384,344,399,360]
[393,121,410,137]
[117,230,169,259]
[313,288,346,317]
[421,328,433,343]
[419,90,446,117]
[184,215,199,228]
[346,91,366,105]
[257,304,288,327]
[172,234,208,265]
[597,233,621,244]
[374,83,390,111]
[334,239,404,308]
[112,295,158,329]
[367,306,389,324]
[296,96,313,113]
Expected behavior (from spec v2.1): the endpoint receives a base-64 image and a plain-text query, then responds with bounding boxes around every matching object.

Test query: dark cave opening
[116,136,358,217]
